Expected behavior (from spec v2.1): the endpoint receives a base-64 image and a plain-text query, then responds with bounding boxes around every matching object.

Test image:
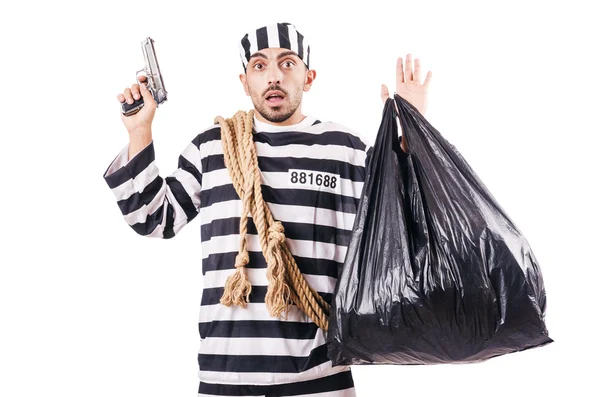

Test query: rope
[214,109,330,331]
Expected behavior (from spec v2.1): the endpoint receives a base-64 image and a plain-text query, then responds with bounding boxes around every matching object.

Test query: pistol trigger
[135,69,148,86]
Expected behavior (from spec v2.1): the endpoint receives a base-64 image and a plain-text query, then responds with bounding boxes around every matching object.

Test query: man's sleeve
[102,138,203,239]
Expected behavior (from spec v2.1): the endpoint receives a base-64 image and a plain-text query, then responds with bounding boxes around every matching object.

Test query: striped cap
[239,22,310,71]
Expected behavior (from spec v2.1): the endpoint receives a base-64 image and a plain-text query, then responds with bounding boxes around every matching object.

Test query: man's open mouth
[265,91,285,105]
[267,95,284,103]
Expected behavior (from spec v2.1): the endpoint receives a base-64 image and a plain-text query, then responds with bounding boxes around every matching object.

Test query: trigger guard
[135,69,149,86]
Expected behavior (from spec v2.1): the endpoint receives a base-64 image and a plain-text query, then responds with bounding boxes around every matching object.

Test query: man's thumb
[381,84,389,104]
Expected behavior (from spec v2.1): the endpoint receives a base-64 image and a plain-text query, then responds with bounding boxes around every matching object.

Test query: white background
[1,0,598,396]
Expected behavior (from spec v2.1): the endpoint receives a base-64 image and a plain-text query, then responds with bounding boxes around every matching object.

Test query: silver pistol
[121,37,168,116]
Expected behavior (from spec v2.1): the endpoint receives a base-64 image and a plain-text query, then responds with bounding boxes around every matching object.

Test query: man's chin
[258,107,294,123]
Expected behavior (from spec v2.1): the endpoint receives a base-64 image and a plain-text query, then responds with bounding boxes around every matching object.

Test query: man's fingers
[414,58,421,83]
[117,78,153,107]
[396,57,404,84]
[131,83,141,100]
[381,84,390,103]
[424,70,433,88]
[405,54,413,81]
[123,88,133,104]
[138,79,154,103]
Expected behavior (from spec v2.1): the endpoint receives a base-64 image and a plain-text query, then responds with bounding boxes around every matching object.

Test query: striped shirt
[103,114,372,386]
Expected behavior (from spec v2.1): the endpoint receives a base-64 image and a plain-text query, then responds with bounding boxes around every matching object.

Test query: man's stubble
[248,84,304,123]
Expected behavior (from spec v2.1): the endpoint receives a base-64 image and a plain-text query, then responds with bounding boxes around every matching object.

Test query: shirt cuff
[103,140,154,189]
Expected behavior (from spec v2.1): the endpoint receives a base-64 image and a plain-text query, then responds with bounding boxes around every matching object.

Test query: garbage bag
[326,94,553,365]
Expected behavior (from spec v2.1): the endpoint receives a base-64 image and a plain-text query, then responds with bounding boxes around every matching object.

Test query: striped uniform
[103,114,372,396]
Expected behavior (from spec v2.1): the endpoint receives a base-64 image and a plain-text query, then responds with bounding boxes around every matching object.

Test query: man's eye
[283,61,294,68]
[254,63,263,70]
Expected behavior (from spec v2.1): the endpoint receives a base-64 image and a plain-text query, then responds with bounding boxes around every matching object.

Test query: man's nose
[267,66,283,85]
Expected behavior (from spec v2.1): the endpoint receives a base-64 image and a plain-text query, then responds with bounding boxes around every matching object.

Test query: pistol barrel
[141,37,167,105]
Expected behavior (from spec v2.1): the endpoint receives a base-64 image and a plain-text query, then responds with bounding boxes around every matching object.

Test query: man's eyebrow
[276,50,300,60]
[249,52,268,61]
[249,50,300,62]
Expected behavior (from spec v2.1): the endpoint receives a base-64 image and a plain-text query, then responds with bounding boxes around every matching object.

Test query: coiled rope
[214,109,330,331]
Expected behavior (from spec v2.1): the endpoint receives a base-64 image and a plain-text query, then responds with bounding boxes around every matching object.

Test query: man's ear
[239,73,250,96]
[304,69,317,92]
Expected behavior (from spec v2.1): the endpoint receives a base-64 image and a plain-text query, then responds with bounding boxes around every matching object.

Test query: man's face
[239,47,316,124]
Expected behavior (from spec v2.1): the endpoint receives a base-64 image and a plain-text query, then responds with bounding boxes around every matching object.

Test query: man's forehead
[250,48,301,60]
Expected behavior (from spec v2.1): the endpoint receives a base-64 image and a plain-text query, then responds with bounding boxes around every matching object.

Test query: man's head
[238,23,316,126]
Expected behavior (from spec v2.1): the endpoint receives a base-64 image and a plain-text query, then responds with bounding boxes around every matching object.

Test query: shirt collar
[253,113,316,133]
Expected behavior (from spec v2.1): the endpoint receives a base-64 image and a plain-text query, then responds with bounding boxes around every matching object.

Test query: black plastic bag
[326,94,553,365]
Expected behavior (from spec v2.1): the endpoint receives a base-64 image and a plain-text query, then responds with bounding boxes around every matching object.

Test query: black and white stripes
[240,22,310,70]
[103,114,371,388]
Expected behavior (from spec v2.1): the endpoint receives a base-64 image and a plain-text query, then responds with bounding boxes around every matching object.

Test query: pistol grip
[121,97,145,116]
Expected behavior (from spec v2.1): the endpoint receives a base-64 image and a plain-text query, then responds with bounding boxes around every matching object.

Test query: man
[104,22,431,396]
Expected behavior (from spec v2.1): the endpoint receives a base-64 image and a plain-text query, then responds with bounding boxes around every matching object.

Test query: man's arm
[128,131,153,161]
[107,73,204,239]
[103,136,203,239]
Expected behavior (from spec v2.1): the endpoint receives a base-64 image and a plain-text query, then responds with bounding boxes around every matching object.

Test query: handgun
[121,37,168,116]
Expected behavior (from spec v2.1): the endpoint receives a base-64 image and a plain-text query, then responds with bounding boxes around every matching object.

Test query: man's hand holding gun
[116,37,167,161]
